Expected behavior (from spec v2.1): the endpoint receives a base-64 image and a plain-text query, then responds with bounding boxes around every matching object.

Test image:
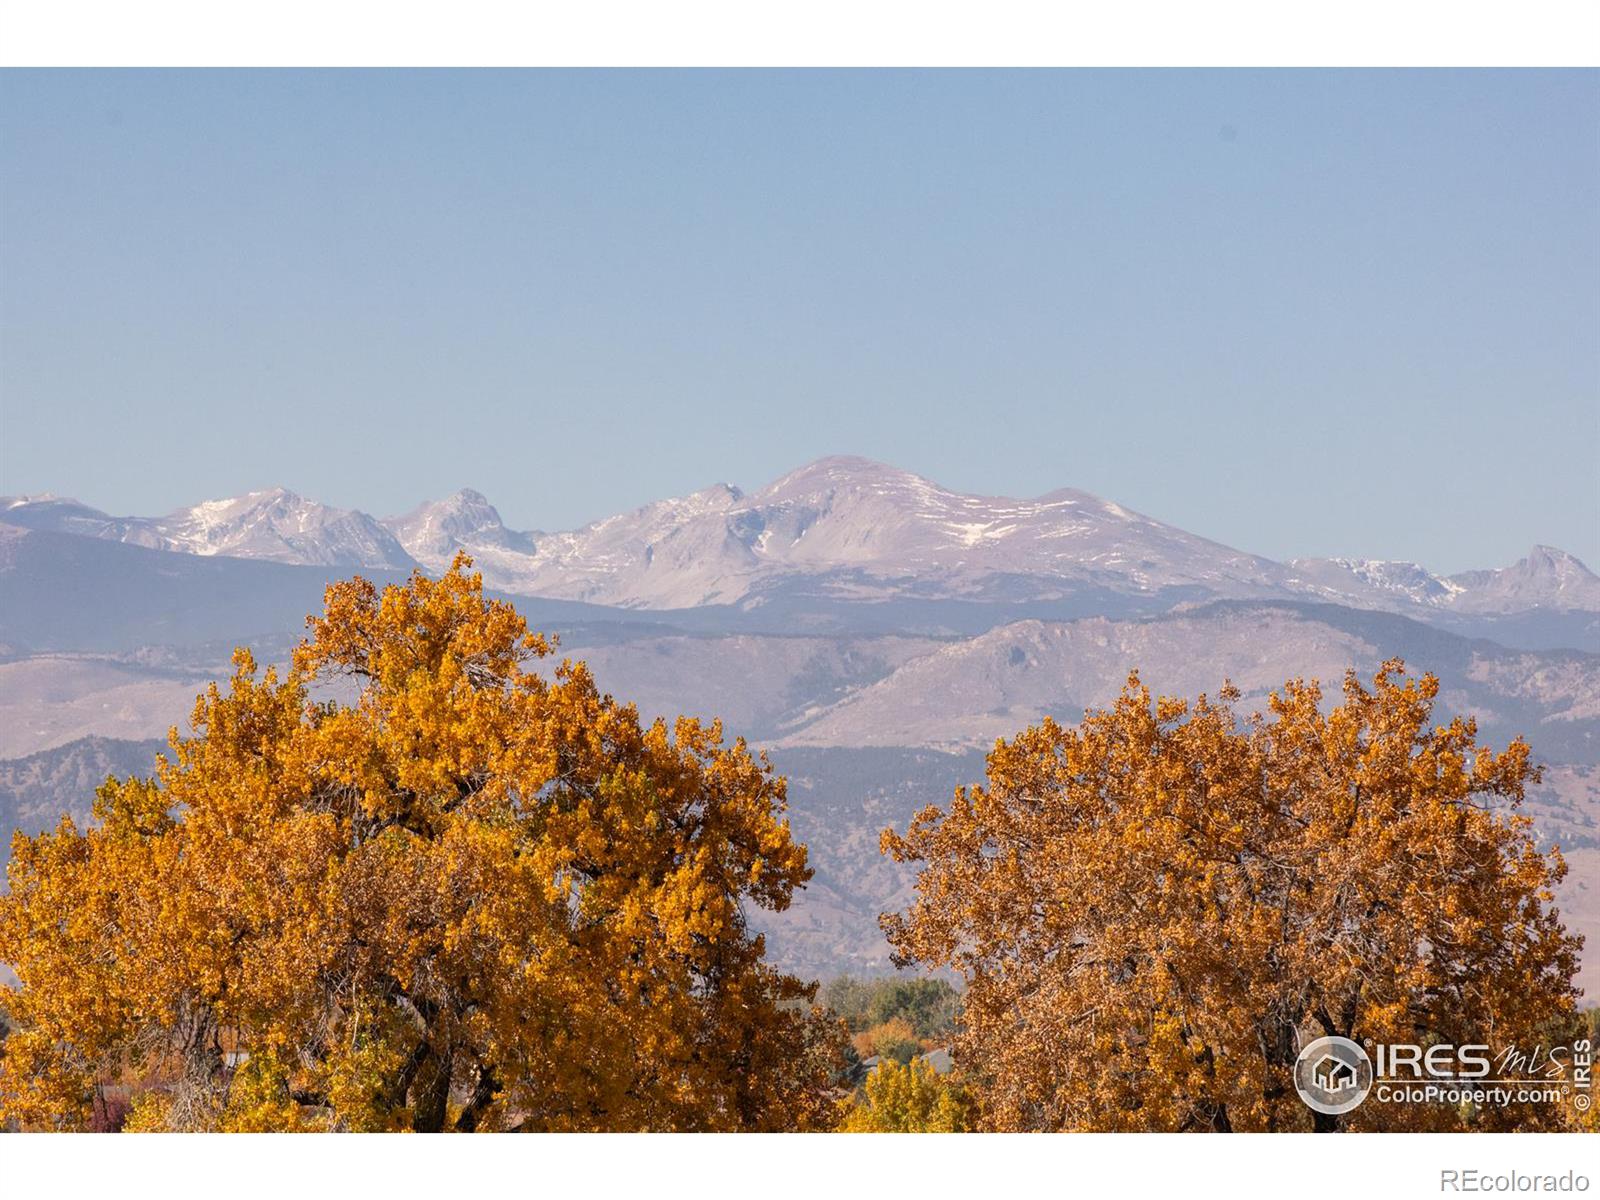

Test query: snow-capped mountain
[1286,556,1465,608]
[1446,545,1600,614]
[2,488,415,569]
[703,456,1293,603]
[389,457,1296,608]
[0,495,149,545]
[1289,545,1600,615]
[465,482,749,606]
[7,459,1598,620]
[385,489,538,568]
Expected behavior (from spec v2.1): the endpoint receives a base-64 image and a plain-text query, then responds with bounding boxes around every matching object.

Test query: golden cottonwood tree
[837,1056,970,1132]
[0,557,843,1132]
[881,663,1582,1132]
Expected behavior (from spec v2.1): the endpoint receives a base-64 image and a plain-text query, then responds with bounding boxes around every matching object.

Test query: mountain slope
[0,523,650,657]
[0,652,228,757]
[0,736,168,853]
[775,602,1600,756]
[0,523,415,655]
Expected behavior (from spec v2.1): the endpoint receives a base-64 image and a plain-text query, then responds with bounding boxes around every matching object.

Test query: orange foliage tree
[0,557,843,1131]
[881,663,1582,1131]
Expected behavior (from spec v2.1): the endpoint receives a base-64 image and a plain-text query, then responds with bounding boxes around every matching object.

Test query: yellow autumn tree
[838,1056,970,1132]
[0,556,844,1132]
[881,662,1583,1132]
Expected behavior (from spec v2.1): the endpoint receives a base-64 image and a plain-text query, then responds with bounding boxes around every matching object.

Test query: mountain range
[7,456,1598,628]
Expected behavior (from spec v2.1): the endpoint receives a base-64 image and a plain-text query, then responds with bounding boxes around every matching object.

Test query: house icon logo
[1293,1035,1374,1116]
[1313,1053,1358,1093]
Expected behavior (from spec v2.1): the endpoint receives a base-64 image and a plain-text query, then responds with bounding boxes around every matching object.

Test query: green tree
[820,976,878,1029]
[821,974,961,1039]
[868,979,961,1039]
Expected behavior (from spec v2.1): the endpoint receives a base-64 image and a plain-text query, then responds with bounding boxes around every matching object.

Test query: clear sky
[1,70,1595,573]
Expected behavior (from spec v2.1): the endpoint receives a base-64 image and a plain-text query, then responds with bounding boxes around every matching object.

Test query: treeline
[821,975,960,1065]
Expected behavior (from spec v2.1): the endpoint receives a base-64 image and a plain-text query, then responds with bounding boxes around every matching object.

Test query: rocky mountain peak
[385,489,537,566]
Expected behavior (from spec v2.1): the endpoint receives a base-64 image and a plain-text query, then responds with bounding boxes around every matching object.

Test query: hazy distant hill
[0,736,168,848]
[0,522,404,657]
[0,522,630,657]
[769,602,1600,758]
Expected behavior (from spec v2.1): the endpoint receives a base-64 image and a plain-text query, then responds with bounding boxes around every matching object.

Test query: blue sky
[1,70,1595,572]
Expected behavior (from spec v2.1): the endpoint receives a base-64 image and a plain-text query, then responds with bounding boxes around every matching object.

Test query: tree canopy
[881,662,1583,1131]
[0,557,843,1131]
[838,1056,970,1132]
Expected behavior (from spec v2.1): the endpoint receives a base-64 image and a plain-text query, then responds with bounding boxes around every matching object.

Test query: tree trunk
[454,1066,500,1132]
[411,1044,454,1133]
